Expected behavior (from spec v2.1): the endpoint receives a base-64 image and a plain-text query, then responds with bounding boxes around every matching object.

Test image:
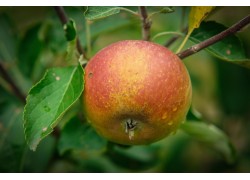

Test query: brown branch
[54,6,68,24]
[0,62,26,103]
[54,6,87,59]
[177,14,250,59]
[139,6,151,41]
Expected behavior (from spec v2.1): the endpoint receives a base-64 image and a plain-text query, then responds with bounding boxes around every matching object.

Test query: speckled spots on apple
[83,40,192,145]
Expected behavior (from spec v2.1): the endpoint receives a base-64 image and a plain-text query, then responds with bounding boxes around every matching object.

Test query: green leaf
[64,19,76,41]
[23,64,84,151]
[189,21,250,68]
[106,143,160,170]
[160,7,174,14]
[58,117,107,155]
[63,19,78,62]
[181,121,236,164]
[0,14,17,62]
[186,106,202,121]
[90,16,131,38]
[23,136,56,172]
[66,39,78,62]
[17,24,43,77]
[45,21,67,53]
[0,89,25,172]
[84,7,120,21]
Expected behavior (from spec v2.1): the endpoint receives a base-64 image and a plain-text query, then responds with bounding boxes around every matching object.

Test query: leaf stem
[0,62,26,103]
[53,6,87,59]
[86,20,92,58]
[152,31,185,41]
[138,6,151,41]
[176,32,191,53]
[177,14,250,59]
[119,7,139,17]
[148,7,174,19]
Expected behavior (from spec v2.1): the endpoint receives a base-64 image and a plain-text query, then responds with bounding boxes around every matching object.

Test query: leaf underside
[181,121,236,164]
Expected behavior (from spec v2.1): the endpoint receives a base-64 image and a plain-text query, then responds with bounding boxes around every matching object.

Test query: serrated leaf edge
[23,64,84,151]
[84,6,121,21]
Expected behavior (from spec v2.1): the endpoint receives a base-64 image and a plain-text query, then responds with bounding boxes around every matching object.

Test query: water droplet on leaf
[43,105,51,112]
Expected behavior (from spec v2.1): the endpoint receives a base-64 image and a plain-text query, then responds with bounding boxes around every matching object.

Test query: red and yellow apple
[83,40,192,145]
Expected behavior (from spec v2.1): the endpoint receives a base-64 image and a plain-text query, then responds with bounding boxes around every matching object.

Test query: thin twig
[164,27,188,47]
[164,35,180,47]
[139,6,151,41]
[85,20,92,57]
[0,62,26,103]
[177,14,250,59]
[54,6,86,59]
[54,6,68,24]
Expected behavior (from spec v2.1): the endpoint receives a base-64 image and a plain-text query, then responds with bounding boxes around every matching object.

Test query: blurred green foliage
[0,6,250,173]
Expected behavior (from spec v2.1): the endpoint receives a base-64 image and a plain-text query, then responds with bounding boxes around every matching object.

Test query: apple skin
[83,40,192,145]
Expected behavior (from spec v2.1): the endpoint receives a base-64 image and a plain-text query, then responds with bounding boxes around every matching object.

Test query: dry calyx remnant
[124,118,138,140]
[83,40,192,145]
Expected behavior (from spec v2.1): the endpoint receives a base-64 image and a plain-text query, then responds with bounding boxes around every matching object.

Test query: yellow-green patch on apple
[83,40,192,145]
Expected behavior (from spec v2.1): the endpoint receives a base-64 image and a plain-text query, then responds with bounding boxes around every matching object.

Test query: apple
[83,40,192,145]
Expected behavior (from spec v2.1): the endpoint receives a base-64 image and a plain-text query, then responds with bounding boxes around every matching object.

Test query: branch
[177,14,250,59]
[0,62,26,103]
[54,6,87,59]
[139,6,151,41]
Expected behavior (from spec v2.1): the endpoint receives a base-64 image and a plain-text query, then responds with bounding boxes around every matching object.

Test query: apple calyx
[124,118,138,140]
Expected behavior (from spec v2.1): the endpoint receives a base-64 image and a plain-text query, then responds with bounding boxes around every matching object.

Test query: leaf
[66,39,78,62]
[181,121,236,164]
[64,19,76,41]
[188,6,215,33]
[63,19,78,62]
[159,7,174,14]
[84,7,120,21]
[45,21,67,53]
[23,136,56,172]
[189,21,250,68]
[106,144,160,170]
[58,117,107,155]
[23,64,84,151]
[90,16,131,38]
[0,90,25,172]
[0,14,17,62]
[17,24,43,77]
[176,6,215,53]
[186,106,202,121]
